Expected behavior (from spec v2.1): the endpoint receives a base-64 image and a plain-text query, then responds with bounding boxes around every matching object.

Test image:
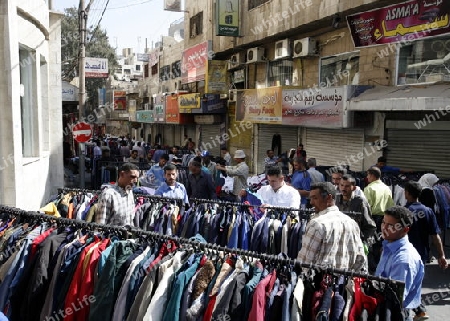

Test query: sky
[54,0,184,54]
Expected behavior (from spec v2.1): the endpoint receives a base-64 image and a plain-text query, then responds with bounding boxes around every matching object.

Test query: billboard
[85,57,108,78]
[347,0,450,48]
[113,91,127,110]
[235,87,282,124]
[216,0,240,36]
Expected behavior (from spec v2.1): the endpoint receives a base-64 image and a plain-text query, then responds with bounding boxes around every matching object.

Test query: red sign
[347,0,450,48]
[72,122,92,143]
[181,41,211,84]
[114,90,127,110]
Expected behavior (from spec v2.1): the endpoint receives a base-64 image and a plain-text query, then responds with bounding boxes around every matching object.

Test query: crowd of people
[92,138,446,321]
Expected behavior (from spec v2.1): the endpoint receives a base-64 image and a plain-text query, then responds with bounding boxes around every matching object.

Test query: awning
[348,84,450,111]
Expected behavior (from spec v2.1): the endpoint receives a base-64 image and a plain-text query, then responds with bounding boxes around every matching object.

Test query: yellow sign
[178,93,200,113]
[205,60,228,94]
[236,86,282,124]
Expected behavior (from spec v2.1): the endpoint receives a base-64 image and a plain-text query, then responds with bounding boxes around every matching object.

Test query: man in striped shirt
[297,182,366,270]
[96,162,140,226]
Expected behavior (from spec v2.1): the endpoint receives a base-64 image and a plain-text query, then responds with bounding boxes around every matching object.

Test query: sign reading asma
[85,57,108,78]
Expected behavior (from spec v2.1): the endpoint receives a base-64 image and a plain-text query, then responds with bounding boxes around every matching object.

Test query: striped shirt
[297,205,365,269]
[95,183,135,226]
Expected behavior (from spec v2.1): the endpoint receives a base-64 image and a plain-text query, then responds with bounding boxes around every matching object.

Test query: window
[320,51,360,87]
[135,64,141,71]
[398,35,450,85]
[19,48,38,157]
[189,12,203,38]
[172,60,181,78]
[151,64,158,76]
[268,60,293,86]
[249,0,269,10]
[40,55,49,152]
[160,65,171,81]
[144,64,149,78]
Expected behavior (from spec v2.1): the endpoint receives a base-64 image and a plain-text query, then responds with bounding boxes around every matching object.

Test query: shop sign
[347,0,450,48]
[136,111,155,123]
[216,0,240,36]
[236,87,282,124]
[282,87,344,128]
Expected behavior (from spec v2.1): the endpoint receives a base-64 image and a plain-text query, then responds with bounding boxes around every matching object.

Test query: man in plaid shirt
[297,182,366,270]
[96,162,140,226]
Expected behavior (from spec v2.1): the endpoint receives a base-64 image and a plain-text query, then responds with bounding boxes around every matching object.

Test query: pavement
[63,166,450,318]
[421,246,450,320]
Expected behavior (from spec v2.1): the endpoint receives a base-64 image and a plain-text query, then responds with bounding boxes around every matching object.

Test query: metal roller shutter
[305,128,365,171]
[163,125,175,147]
[387,129,450,177]
[257,125,299,174]
[200,125,221,157]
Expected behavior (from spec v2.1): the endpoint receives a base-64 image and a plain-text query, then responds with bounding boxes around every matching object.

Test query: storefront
[165,93,195,148]
[178,93,227,156]
[349,84,450,177]
[235,86,366,173]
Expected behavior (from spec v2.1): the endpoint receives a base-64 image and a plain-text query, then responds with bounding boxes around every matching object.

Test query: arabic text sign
[178,93,201,113]
[205,60,228,94]
[236,87,282,124]
[136,110,155,123]
[85,57,108,78]
[216,0,240,36]
[181,41,211,84]
[346,0,450,48]
[165,95,181,123]
[282,88,344,128]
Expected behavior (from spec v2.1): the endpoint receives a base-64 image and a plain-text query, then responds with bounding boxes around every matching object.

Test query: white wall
[0,0,63,210]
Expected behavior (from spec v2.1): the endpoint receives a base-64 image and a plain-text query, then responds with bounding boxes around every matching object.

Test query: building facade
[178,0,450,175]
[0,0,64,208]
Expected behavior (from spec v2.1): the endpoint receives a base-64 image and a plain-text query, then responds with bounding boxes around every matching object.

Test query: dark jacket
[336,194,377,243]
[186,172,217,200]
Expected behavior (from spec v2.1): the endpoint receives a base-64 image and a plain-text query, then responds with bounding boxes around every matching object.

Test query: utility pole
[78,0,87,188]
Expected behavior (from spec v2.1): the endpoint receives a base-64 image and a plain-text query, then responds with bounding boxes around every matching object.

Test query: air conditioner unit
[228,53,242,70]
[246,47,265,63]
[293,37,317,58]
[274,39,290,60]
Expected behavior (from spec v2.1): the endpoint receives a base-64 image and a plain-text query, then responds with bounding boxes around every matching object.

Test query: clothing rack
[57,187,184,205]
[56,188,362,221]
[0,204,404,288]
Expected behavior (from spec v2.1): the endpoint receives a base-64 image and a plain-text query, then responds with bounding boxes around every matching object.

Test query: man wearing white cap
[216,149,249,201]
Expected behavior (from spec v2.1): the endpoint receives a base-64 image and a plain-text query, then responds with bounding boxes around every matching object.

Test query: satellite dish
[174,29,184,42]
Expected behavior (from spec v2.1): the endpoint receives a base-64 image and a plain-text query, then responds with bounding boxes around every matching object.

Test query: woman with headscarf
[418,173,439,211]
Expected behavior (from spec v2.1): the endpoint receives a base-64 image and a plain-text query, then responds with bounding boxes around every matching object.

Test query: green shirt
[363,179,395,216]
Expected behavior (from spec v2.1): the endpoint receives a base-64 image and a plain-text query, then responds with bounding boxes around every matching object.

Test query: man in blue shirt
[290,157,311,208]
[376,156,407,174]
[155,163,189,205]
[375,206,424,320]
[145,154,169,189]
[404,181,448,320]
[404,180,447,268]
